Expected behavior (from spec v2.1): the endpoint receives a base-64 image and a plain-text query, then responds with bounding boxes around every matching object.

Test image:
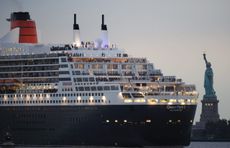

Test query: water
[1,142,230,148]
[185,142,230,148]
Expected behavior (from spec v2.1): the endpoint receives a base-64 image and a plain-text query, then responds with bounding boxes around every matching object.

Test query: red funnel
[9,12,38,44]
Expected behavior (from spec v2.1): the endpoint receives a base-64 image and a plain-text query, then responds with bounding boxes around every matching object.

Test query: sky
[0,0,230,122]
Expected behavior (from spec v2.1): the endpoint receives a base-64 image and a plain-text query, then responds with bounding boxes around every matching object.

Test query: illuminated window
[147,99,158,104]
[124,99,133,103]
[169,99,177,103]
[134,99,146,103]
[160,99,168,103]
[122,93,131,99]
[178,99,185,103]
[146,119,151,123]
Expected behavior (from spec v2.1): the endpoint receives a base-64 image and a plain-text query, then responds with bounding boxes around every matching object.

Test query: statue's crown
[207,62,211,67]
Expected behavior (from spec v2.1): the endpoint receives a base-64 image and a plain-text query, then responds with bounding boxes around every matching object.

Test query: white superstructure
[0,13,198,107]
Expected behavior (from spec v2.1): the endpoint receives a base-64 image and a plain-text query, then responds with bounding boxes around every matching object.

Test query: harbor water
[1,142,230,148]
[185,142,230,148]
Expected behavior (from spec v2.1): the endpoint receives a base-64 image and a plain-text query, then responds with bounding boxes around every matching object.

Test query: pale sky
[0,0,230,122]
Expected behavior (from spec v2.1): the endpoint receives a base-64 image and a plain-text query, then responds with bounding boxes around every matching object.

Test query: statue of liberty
[203,53,216,97]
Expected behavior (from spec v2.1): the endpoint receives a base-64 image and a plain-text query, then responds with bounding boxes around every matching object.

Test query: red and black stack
[8,12,38,44]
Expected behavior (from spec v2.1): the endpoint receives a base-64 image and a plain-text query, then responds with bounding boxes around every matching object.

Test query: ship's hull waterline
[0,104,196,146]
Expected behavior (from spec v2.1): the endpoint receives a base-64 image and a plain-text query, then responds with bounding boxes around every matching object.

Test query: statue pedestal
[194,95,219,129]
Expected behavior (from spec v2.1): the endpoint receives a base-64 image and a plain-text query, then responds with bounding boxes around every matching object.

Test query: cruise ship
[0,12,198,146]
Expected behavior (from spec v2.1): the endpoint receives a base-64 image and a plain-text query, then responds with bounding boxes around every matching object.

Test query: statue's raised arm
[203,53,208,65]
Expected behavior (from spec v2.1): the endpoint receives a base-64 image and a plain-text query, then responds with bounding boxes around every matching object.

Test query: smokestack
[100,14,109,48]
[101,15,107,30]
[73,13,79,30]
[8,12,38,44]
[73,13,81,47]
[74,13,76,24]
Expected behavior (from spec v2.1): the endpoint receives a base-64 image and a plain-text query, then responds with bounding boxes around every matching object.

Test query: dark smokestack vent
[7,12,31,21]
[102,14,104,25]
[73,13,79,30]
[74,14,77,24]
[101,14,107,30]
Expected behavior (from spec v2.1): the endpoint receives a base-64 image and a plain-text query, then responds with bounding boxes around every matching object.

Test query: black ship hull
[0,104,196,147]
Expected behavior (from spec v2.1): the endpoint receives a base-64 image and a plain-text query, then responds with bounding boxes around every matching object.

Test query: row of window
[0,65,59,72]
[73,77,95,82]
[22,78,59,83]
[0,59,59,66]
[51,93,105,97]
[59,71,70,75]
[72,63,147,70]
[75,82,97,86]
[59,77,71,81]
[27,83,56,87]
[75,86,119,91]
[59,64,68,68]
[205,103,214,106]
[71,71,147,77]
[105,119,151,123]
[122,93,144,98]
[0,72,59,78]
[0,99,109,105]
[0,93,105,99]
[0,53,59,60]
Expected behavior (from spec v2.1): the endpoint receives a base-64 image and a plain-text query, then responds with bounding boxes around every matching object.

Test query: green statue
[203,53,216,97]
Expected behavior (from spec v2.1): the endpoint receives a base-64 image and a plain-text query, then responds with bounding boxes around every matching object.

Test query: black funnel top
[73,13,79,30]
[7,12,31,21]
[101,14,107,30]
